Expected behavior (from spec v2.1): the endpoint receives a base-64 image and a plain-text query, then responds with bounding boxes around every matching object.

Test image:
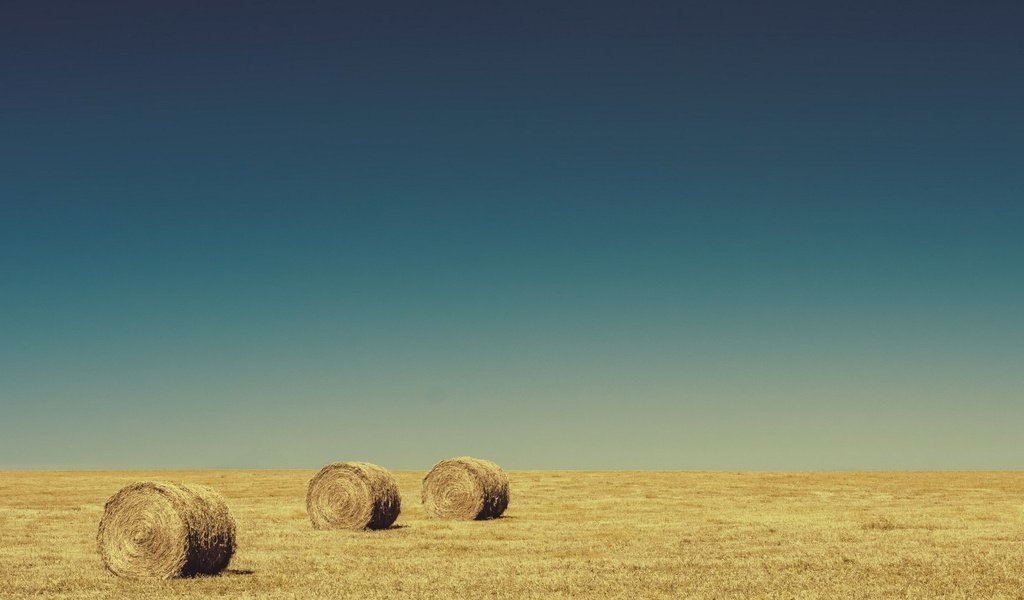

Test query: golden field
[1,470,1023,599]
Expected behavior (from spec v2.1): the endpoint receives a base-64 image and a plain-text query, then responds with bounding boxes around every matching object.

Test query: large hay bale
[421,456,509,520]
[97,481,236,579]
[306,462,401,530]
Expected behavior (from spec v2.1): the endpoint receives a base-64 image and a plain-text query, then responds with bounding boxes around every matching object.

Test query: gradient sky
[2,1,1022,469]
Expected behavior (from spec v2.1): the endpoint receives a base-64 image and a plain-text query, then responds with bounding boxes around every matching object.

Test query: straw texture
[306,462,401,530]
[421,456,509,520]
[97,481,235,579]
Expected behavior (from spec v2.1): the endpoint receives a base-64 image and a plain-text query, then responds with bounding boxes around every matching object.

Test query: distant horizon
[3,0,1022,470]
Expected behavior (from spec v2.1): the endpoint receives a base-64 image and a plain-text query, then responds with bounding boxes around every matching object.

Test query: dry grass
[306,462,400,531]
[97,481,235,578]
[1,470,1023,598]
[422,457,509,520]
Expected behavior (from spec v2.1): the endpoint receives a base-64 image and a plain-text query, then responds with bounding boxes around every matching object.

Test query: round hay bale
[421,456,509,520]
[306,462,401,530]
[97,481,236,579]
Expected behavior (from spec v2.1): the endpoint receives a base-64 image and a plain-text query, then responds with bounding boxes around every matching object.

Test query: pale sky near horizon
[2,0,1022,469]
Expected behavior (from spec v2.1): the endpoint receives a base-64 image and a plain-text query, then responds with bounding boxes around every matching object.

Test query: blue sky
[1,1,1022,469]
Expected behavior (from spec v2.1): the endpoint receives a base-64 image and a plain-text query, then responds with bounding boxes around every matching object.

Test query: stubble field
[1,470,1022,599]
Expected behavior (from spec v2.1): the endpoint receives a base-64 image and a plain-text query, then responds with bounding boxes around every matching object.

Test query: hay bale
[306,462,401,530]
[97,481,236,579]
[421,456,509,520]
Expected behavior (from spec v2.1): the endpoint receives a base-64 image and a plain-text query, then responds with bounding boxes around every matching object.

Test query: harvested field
[1,470,1023,598]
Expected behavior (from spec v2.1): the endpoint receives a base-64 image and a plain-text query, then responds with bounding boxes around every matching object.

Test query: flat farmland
[1,470,1023,599]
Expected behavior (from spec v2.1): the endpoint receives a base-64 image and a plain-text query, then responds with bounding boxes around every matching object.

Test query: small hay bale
[306,462,401,530]
[421,456,509,520]
[97,481,236,579]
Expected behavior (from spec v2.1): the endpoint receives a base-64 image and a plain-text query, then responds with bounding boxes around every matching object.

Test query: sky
[1,1,1022,470]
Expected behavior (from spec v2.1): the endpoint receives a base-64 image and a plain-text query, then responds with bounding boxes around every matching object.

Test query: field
[1,470,1023,599]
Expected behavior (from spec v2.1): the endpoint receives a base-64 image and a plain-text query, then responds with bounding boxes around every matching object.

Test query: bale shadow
[222,569,256,576]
